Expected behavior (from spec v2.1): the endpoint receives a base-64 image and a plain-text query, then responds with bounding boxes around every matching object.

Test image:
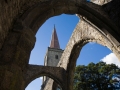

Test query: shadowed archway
[0,0,120,90]
[24,65,66,90]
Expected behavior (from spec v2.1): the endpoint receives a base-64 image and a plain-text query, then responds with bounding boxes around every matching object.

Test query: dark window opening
[55,55,58,59]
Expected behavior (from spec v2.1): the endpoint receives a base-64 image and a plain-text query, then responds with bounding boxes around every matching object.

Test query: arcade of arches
[0,0,120,90]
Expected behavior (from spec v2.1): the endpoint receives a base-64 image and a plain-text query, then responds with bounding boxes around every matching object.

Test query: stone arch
[57,19,120,90]
[24,64,67,90]
[19,0,119,39]
[0,0,120,90]
[1,0,119,66]
[1,0,119,65]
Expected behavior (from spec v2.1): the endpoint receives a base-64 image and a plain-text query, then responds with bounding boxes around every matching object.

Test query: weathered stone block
[1,70,13,89]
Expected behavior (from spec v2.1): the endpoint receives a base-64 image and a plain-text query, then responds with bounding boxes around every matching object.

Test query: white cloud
[101,53,120,67]
[40,77,43,80]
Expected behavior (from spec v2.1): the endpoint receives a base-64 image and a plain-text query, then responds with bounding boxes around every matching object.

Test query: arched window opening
[55,55,58,59]
[1,0,119,90]
[28,14,79,65]
[25,76,62,90]
[25,77,42,90]
[27,14,79,90]
[73,42,120,90]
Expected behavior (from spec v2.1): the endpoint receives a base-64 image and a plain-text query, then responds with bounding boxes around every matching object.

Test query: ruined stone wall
[24,65,67,89]
[57,18,120,89]
[0,0,28,49]
[0,0,119,50]
[0,0,120,90]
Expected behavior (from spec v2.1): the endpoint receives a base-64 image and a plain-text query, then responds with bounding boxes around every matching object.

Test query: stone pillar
[0,20,36,90]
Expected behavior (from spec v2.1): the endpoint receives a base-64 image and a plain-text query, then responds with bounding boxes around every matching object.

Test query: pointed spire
[50,25,60,49]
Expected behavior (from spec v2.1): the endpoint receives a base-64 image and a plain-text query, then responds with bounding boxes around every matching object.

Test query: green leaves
[73,62,120,90]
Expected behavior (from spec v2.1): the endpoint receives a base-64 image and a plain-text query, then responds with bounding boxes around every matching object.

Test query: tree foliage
[73,62,120,90]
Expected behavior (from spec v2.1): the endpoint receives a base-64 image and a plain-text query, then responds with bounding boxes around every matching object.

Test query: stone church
[41,25,64,90]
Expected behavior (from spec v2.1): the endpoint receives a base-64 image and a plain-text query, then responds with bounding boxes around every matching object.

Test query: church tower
[42,25,64,89]
[44,25,63,67]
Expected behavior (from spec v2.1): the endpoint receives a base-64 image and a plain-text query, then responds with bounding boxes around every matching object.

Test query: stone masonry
[0,0,120,90]
[57,18,120,90]
[42,26,64,90]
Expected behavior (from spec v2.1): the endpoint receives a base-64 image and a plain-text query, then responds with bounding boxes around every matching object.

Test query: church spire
[50,25,60,49]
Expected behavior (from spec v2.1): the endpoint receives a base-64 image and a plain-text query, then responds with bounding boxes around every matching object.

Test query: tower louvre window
[55,55,58,59]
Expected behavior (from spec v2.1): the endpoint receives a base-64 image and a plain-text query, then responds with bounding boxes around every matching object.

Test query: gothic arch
[24,64,67,90]
[57,19,120,90]
[0,0,120,90]
[18,0,119,40]
[1,0,119,66]
[1,0,119,65]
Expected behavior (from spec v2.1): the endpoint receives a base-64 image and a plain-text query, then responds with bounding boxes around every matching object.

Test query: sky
[25,14,120,90]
